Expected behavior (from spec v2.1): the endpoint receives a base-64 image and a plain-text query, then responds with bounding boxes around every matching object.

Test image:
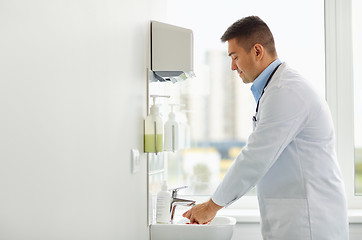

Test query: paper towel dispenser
[151,21,194,83]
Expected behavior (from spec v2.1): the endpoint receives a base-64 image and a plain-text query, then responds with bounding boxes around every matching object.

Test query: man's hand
[182,198,223,224]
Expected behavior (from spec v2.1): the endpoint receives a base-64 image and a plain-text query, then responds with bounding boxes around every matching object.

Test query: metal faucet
[169,186,196,223]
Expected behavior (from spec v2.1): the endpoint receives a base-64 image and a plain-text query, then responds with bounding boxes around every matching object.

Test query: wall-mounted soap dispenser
[145,95,170,154]
[178,110,191,149]
[150,21,194,83]
[164,104,180,152]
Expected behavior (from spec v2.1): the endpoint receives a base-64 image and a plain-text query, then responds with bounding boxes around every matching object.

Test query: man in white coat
[183,16,349,240]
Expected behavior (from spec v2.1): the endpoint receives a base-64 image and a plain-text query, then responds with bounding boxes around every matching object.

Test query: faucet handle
[170,185,188,198]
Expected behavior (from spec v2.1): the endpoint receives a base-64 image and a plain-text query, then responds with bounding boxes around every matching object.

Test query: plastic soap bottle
[156,181,171,224]
[178,110,191,149]
[144,95,168,154]
[164,104,180,152]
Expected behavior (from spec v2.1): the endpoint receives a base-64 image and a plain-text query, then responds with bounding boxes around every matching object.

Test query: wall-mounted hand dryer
[151,21,194,83]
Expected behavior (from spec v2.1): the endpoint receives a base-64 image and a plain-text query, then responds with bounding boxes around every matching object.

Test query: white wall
[0,1,165,239]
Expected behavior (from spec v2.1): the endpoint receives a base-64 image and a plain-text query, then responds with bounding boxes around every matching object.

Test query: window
[325,0,361,208]
[148,0,362,223]
[352,0,362,195]
[163,0,325,208]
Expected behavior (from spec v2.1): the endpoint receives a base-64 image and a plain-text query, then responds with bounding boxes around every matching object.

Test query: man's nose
[231,61,238,71]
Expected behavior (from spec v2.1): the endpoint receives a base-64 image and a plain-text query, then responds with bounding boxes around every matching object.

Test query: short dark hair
[221,16,277,56]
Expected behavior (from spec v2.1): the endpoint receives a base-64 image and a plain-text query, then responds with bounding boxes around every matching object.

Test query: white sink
[150,216,236,240]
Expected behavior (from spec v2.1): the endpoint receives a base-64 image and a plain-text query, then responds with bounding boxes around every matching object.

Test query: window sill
[219,209,362,224]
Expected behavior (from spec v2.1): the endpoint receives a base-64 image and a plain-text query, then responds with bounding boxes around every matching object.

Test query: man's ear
[254,44,264,60]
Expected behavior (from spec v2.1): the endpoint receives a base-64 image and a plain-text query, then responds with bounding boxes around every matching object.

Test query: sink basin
[150,216,236,240]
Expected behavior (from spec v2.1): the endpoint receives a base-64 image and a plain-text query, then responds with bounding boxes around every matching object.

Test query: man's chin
[241,77,252,84]
[239,75,246,83]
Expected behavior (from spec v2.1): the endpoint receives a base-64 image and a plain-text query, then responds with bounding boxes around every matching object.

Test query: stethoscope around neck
[252,63,282,123]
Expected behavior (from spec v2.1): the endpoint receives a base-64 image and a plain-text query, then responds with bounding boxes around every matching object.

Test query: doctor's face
[227,38,258,84]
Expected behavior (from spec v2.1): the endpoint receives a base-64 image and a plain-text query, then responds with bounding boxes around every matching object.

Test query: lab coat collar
[251,58,282,103]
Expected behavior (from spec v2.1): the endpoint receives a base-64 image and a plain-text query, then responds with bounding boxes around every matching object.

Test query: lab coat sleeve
[212,86,308,207]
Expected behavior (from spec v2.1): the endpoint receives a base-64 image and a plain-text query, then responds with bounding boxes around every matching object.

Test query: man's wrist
[208,198,223,212]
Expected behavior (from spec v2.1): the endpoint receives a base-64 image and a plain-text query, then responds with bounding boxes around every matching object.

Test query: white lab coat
[212,63,349,240]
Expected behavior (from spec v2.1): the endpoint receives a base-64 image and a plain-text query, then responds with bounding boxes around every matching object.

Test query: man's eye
[233,57,238,60]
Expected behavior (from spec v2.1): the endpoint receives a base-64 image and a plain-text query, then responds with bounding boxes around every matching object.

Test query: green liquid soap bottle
[144,95,169,154]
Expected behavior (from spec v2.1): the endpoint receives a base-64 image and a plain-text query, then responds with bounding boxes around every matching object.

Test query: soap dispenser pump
[164,104,180,152]
[144,95,170,154]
